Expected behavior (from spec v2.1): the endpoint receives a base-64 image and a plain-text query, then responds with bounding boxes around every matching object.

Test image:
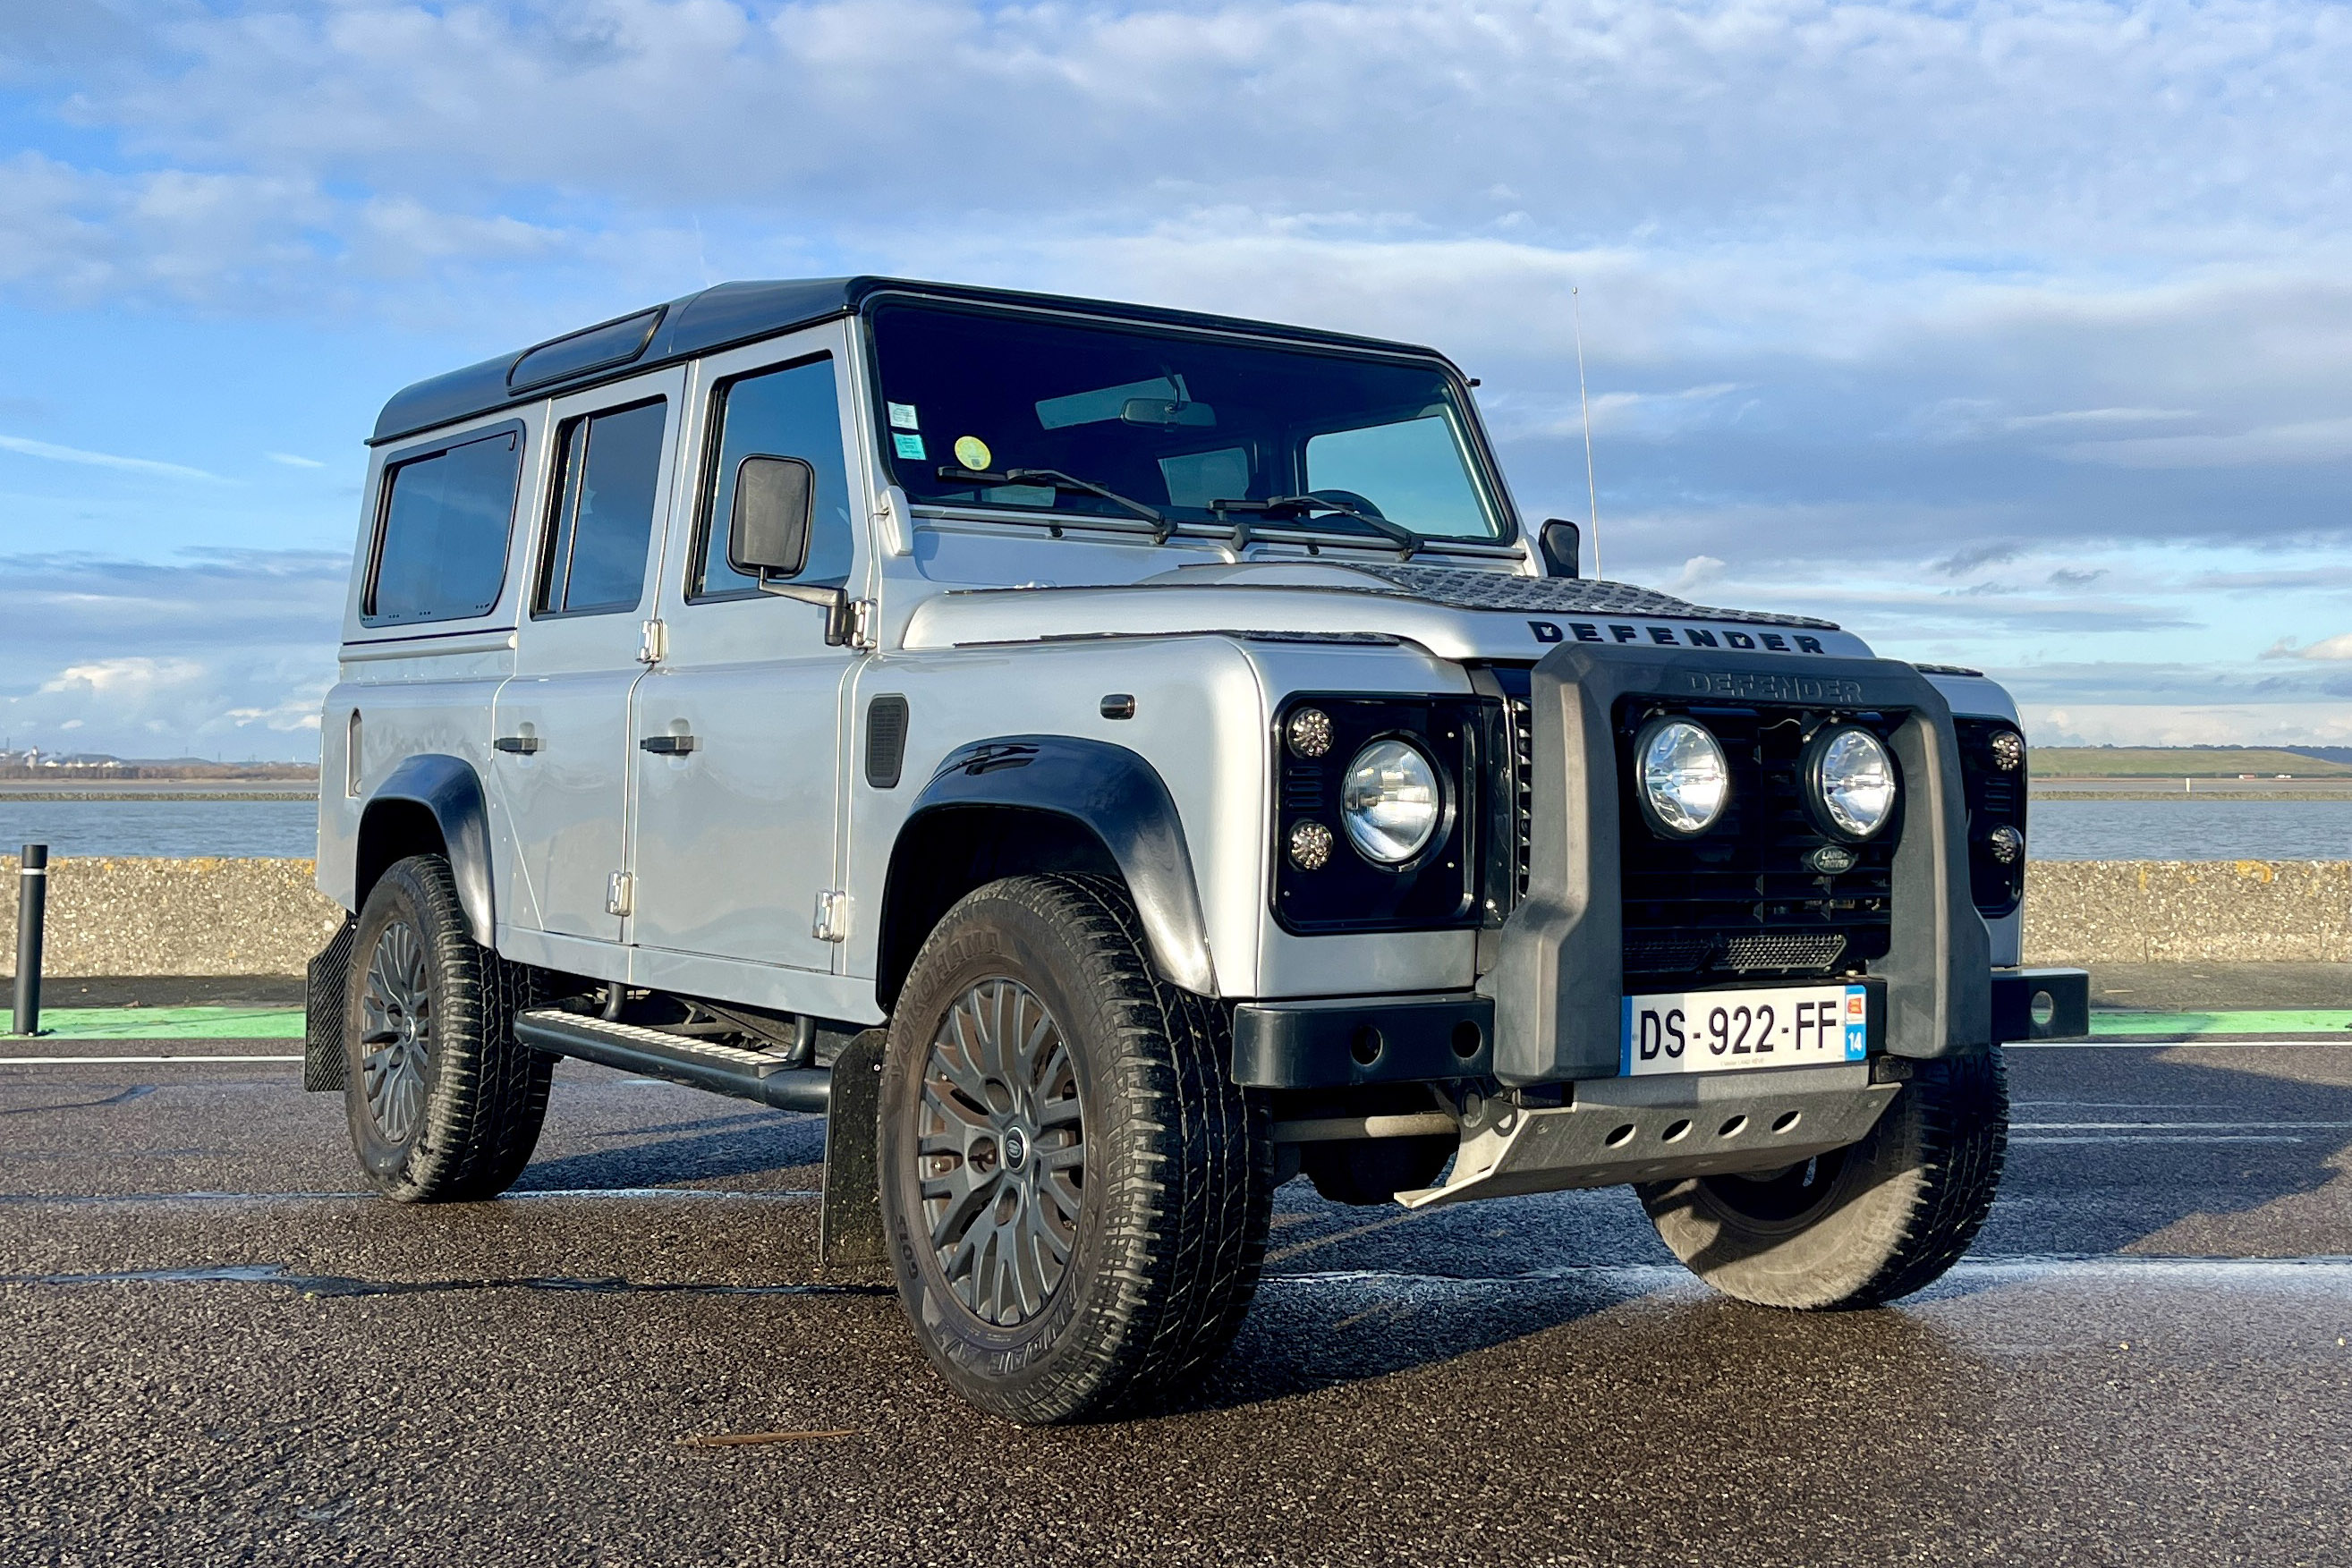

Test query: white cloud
[0,432,219,482]
[264,452,325,469]
[2023,703,2352,749]
[2263,633,2352,662]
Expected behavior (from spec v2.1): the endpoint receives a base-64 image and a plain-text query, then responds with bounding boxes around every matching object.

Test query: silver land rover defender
[309,276,2088,1423]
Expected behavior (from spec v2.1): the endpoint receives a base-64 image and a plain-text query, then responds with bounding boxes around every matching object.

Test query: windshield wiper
[938,465,1169,542]
[1210,496,1419,559]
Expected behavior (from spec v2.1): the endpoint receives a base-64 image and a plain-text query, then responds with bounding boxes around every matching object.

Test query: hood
[900,558,1879,664]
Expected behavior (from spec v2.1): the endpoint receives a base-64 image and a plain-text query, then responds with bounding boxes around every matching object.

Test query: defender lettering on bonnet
[1530,620,1829,656]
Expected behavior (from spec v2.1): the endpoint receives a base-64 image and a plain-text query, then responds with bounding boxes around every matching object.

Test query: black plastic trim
[360,754,497,945]
[1991,967,2091,1042]
[865,695,909,789]
[1482,645,1990,1084]
[896,736,1216,996]
[1232,992,1494,1088]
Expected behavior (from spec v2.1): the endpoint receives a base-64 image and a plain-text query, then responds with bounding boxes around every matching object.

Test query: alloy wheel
[915,978,1087,1326]
[360,919,433,1145]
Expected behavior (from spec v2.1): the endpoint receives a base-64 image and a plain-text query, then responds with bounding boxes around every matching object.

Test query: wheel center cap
[1001,1126,1029,1171]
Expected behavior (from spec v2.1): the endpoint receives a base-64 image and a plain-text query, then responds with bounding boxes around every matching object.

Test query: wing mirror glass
[726,454,815,580]
[1538,517,1582,579]
[1120,397,1217,429]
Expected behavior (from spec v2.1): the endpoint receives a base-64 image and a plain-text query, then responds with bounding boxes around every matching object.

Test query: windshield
[868,302,1509,544]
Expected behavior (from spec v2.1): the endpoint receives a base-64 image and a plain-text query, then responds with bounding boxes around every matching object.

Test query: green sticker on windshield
[893,432,926,460]
[887,402,920,430]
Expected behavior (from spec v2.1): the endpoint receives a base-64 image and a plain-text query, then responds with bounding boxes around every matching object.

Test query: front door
[626,326,868,972]
[492,368,684,944]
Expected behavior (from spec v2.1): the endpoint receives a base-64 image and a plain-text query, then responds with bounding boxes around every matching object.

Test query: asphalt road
[4,1038,2350,1566]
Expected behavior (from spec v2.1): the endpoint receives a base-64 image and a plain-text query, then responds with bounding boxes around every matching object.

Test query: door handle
[640,733,698,756]
[492,735,541,755]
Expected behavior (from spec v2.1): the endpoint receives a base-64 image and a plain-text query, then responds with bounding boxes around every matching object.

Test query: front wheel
[879,875,1271,1424]
[1635,1047,2008,1309]
[344,854,552,1202]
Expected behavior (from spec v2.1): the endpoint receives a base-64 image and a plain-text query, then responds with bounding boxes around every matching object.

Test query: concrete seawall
[3,855,2348,975]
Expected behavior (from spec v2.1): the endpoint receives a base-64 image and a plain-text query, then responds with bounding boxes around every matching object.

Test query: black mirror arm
[754,575,853,645]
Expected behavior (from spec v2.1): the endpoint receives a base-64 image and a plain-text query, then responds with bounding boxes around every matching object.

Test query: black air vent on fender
[866,695,910,789]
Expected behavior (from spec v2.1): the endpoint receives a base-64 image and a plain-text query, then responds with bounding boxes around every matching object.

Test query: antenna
[1572,284,1601,580]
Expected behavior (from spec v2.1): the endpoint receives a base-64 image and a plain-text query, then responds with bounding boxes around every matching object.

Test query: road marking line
[0,1055,303,1064]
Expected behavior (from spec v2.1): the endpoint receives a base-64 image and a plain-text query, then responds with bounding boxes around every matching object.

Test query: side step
[514,1008,831,1112]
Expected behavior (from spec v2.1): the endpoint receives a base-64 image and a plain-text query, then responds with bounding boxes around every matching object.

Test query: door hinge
[845,598,877,651]
[812,889,851,943]
[606,871,635,917]
[638,618,667,664]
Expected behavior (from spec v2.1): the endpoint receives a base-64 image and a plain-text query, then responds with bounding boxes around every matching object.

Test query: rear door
[625,323,868,971]
[492,368,685,945]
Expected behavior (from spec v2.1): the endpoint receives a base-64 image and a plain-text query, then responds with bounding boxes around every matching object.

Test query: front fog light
[1339,739,1442,864]
[1990,729,2025,772]
[1804,725,1897,842]
[1288,819,1335,870]
[1987,825,2025,864]
[1635,718,1730,837]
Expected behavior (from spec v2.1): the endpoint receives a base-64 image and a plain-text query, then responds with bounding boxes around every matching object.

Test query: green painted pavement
[12,1007,305,1040]
[2091,1009,2352,1037]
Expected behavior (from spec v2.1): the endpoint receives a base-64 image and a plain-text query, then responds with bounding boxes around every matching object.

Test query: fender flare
[361,753,496,945]
[901,736,1218,996]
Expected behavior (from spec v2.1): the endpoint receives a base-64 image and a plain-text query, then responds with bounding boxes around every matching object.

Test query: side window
[363,427,522,626]
[692,357,854,598]
[535,398,668,616]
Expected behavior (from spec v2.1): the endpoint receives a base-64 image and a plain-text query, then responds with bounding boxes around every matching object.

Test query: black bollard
[13,843,46,1038]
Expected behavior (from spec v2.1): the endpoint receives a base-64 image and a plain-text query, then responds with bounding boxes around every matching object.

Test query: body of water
[3,796,2350,863]
[2027,800,2352,861]
[0,800,321,860]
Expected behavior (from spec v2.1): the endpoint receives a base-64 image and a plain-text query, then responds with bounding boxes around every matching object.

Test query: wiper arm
[938,465,1169,542]
[1210,496,1419,559]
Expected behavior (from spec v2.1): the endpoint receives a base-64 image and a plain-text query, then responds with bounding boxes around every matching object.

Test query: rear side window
[535,399,668,616]
[363,426,523,626]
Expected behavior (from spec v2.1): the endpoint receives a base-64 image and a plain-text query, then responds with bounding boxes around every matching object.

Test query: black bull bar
[1481,642,1991,1086]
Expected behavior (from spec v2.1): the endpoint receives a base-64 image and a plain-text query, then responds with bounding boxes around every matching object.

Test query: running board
[514,1009,830,1113]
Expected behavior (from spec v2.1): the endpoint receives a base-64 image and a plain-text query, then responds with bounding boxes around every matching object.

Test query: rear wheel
[879,875,1271,1424]
[344,854,552,1202]
[1635,1047,2008,1309]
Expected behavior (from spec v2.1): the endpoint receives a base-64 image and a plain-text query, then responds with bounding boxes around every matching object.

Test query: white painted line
[2017,1121,2352,1132]
[2011,1134,2306,1145]
[0,1055,303,1064]
[2008,1037,2351,1048]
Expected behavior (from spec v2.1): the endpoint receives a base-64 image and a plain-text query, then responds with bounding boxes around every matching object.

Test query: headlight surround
[1338,738,1444,864]
[1634,717,1731,838]
[1804,725,1898,842]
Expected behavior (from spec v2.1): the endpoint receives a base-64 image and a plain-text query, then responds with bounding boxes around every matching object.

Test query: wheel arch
[876,737,1217,1008]
[356,753,495,945]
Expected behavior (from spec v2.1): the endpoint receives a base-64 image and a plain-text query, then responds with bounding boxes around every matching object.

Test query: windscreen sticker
[887,402,921,430]
[953,435,992,470]
[892,431,927,460]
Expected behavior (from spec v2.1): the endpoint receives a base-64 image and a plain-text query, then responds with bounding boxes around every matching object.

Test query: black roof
[370,276,1456,446]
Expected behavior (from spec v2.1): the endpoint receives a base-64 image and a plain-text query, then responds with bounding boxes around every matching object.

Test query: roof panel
[369,276,1455,446]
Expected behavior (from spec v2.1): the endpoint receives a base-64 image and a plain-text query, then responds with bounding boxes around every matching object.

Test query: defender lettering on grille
[1678,672,1864,705]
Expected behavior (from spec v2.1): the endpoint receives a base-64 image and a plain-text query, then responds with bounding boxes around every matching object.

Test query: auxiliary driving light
[1987,824,2025,864]
[1635,718,1731,838]
[1338,739,1442,864]
[1989,729,2025,772]
[1804,725,1898,842]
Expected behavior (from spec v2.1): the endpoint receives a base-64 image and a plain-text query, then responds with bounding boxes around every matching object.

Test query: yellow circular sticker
[953,435,992,470]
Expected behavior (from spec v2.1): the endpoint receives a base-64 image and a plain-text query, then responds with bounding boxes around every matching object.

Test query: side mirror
[1538,517,1582,579]
[726,455,815,580]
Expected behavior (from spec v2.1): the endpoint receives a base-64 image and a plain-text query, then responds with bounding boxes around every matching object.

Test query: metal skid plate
[1398,1064,1898,1209]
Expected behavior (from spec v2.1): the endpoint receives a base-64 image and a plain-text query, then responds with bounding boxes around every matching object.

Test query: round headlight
[1339,739,1443,864]
[1635,718,1730,838]
[1805,725,1898,842]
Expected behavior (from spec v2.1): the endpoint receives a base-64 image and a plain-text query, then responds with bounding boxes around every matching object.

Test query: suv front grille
[1618,700,1898,983]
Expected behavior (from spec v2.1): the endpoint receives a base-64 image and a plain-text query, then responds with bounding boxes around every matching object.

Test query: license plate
[1621,983,1869,1076]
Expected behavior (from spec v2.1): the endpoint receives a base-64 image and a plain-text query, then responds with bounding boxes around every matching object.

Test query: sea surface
[2,796,2350,863]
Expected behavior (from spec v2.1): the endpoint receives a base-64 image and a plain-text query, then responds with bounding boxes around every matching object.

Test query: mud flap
[819,1029,888,1270]
[303,918,355,1093]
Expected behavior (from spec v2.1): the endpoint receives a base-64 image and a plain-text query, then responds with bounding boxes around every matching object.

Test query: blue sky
[4,0,2350,760]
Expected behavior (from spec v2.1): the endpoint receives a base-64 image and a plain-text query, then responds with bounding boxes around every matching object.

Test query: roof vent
[507,308,665,393]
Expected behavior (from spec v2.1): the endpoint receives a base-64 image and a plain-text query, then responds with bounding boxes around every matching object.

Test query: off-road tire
[344,853,553,1202]
[1635,1047,2008,1309]
[879,875,1272,1424]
